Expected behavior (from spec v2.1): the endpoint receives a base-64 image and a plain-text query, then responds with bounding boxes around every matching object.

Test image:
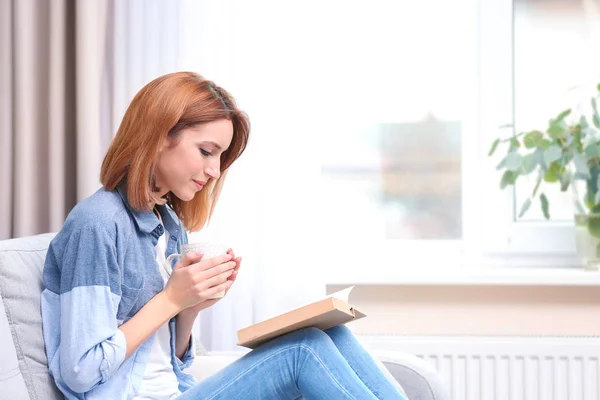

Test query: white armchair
[0,233,448,399]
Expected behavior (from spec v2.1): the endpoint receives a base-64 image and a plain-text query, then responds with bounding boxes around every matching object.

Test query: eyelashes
[200,148,212,157]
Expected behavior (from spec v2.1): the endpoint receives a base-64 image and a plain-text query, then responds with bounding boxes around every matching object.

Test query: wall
[327,285,600,336]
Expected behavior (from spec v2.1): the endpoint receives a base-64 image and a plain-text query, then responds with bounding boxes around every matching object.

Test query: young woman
[41,72,406,400]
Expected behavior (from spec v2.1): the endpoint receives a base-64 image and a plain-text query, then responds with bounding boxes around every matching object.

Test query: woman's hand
[180,248,242,315]
[163,251,236,312]
[225,248,242,289]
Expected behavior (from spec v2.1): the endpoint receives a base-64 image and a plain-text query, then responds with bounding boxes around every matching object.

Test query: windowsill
[325,267,600,286]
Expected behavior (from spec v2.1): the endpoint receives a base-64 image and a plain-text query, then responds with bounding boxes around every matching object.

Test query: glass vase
[572,173,600,271]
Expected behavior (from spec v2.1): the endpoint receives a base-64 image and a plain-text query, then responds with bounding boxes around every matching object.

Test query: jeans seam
[204,344,358,400]
[336,347,381,398]
[299,344,358,400]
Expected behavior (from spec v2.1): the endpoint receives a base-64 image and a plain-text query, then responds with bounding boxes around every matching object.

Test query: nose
[205,164,220,180]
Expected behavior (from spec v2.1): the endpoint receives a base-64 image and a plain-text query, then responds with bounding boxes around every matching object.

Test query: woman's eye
[200,148,212,156]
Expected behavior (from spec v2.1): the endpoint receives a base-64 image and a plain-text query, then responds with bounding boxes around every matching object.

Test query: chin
[172,189,196,202]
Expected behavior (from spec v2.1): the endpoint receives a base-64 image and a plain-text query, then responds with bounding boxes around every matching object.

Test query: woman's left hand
[225,248,242,287]
[180,249,241,315]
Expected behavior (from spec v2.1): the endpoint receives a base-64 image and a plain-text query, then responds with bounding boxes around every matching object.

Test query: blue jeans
[177,325,406,400]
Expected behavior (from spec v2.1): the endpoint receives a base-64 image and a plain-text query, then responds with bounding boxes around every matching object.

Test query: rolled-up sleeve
[169,317,197,392]
[57,225,127,393]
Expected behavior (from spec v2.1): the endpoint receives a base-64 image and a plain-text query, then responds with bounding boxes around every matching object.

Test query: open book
[236,286,366,349]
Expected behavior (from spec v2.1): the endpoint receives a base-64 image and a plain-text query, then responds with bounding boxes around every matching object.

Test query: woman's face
[154,119,233,201]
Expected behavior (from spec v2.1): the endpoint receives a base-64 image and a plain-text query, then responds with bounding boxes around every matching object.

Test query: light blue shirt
[41,185,197,399]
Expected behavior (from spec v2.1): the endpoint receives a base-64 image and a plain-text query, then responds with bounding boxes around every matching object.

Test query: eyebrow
[200,141,223,151]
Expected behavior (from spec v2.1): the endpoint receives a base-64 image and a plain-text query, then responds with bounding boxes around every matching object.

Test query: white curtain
[0,0,111,238]
[180,0,327,351]
[0,0,182,239]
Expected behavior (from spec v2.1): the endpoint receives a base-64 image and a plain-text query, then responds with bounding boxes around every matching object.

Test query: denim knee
[296,327,330,343]
[325,324,351,337]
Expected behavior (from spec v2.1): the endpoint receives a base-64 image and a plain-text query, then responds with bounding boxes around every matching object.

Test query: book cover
[236,286,366,349]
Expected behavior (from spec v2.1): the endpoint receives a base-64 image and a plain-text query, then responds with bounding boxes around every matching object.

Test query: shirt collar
[116,183,180,239]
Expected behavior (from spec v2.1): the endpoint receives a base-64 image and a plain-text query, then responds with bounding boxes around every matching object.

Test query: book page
[324,286,355,304]
[261,286,356,320]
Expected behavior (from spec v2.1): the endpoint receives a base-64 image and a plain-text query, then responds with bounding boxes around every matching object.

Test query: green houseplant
[489,83,600,270]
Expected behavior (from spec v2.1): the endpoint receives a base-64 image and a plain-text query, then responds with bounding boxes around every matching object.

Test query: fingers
[206,280,233,298]
[228,270,238,281]
[198,253,233,271]
[174,251,203,270]
[197,260,236,280]
[202,269,234,292]
[228,256,241,281]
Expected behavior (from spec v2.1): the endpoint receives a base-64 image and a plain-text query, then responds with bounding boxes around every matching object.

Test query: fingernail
[195,251,203,257]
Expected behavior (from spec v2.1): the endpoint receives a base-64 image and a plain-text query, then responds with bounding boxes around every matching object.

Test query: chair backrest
[0,233,63,400]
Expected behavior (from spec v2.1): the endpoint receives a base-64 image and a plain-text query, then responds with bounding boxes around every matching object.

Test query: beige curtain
[0,0,113,239]
[0,0,182,240]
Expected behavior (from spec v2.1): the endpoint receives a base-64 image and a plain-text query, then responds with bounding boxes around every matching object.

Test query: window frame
[478,0,579,267]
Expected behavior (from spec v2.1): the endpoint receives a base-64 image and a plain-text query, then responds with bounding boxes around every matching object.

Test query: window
[480,0,598,263]
[180,0,594,283]
[514,0,597,222]
[314,0,479,281]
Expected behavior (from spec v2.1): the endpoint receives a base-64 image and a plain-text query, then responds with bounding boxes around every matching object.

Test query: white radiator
[360,335,600,400]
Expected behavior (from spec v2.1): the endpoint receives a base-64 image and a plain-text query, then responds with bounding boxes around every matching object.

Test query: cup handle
[163,253,181,276]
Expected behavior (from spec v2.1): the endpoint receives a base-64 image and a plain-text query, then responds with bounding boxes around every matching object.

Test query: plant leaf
[543,145,562,166]
[593,114,600,130]
[584,126,597,138]
[540,193,550,219]
[548,123,566,138]
[594,190,600,207]
[521,153,538,175]
[581,115,590,129]
[544,164,560,182]
[500,170,518,189]
[589,213,600,239]
[505,152,522,171]
[565,134,574,146]
[540,139,552,150]
[510,137,520,149]
[532,170,543,197]
[523,131,543,149]
[585,143,599,158]
[518,198,532,218]
[496,156,506,170]
[573,152,590,176]
[560,168,572,191]
[554,109,572,122]
[488,138,501,156]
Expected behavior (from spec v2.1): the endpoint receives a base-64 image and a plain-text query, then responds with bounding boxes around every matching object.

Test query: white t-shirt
[134,219,181,400]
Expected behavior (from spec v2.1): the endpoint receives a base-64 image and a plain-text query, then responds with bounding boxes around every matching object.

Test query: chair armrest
[372,350,450,400]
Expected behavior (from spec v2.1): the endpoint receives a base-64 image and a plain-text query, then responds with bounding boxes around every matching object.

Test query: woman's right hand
[163,251,236,311]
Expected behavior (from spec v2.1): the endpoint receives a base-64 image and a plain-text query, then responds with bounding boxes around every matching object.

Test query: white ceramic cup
[165,242,231,299]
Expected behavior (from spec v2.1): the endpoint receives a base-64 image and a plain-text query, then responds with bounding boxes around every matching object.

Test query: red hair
[101,72,250,231]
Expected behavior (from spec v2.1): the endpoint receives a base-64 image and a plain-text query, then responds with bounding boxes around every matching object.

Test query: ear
[158,138,170,153]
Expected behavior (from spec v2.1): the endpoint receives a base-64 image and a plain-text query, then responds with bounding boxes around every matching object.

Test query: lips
[193,179,206,190]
